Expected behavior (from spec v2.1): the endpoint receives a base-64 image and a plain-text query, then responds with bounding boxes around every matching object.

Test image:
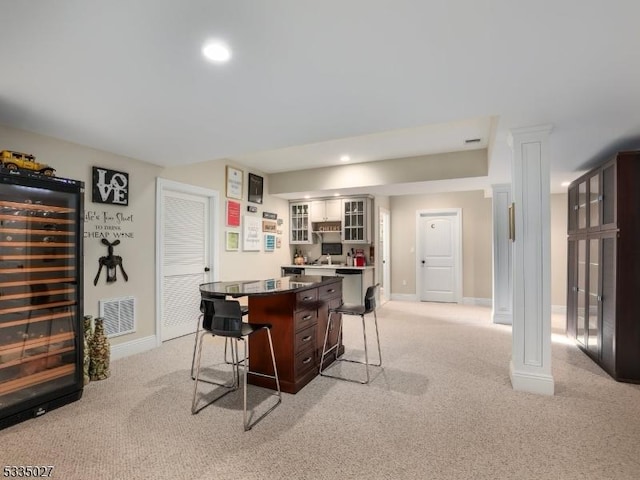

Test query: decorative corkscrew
[93,238,128,285]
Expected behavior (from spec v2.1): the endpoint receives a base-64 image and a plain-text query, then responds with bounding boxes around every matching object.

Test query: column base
[509,360,555,395]
[492,312,512,325]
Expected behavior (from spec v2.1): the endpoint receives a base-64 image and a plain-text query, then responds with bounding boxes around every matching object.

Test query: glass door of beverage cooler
[0,174,83,424]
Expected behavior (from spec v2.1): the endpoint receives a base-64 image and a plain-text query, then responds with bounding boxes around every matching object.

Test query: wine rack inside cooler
[0,171,84,429]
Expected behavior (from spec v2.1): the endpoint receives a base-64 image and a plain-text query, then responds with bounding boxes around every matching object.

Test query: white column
[491,184,512,325]
[508,125,555,395]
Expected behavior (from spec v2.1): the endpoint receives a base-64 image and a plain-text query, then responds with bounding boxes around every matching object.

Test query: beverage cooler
[0,169,84,429]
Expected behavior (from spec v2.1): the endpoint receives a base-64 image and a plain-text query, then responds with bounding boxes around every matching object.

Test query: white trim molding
[390,293,419,302]
[462,297,492,307]
[111,335,157,361]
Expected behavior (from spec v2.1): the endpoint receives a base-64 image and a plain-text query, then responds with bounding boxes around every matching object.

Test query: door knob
[204,267,210,272]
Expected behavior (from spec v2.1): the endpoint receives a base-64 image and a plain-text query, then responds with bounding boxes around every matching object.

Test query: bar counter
[199,275,344,394]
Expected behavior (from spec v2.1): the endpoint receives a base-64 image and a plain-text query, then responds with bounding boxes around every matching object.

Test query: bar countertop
[199,275,340,297]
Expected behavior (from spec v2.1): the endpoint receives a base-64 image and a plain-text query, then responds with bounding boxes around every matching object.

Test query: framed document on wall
[226,166,243,200]
[242,215,262,251]
[226,200,241,227]
[248,173,263,204]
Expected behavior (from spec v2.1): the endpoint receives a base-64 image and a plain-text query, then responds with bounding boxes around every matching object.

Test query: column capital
[507,124,553,148]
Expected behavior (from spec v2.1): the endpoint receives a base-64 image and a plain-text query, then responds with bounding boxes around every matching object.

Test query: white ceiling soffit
[231,117,492,173]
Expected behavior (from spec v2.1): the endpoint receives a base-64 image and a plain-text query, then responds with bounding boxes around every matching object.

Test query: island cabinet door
[247,293,297,390]
[316,281,343,367]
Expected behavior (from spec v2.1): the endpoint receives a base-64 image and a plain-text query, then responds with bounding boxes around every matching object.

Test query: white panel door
[160,189,210,341]
[418,210,461,303]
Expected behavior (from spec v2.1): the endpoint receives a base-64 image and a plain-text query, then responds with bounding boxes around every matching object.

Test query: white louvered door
[160,189,210,341]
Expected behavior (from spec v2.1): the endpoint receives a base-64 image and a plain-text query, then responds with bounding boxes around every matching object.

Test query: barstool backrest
[200,292,225,331]
[209,298,244,336]
[363,283,379,313]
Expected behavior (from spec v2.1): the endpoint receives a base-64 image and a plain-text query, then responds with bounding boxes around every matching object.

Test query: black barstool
[190,294,249,381]
[319,284,382,384]
[191,298,281,431]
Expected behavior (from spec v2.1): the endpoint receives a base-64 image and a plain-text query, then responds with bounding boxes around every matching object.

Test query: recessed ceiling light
[304,195,310,199]
[561,181,570,187]
[202,41,231,63]
[340,155,350,162]
[334,193,340,197]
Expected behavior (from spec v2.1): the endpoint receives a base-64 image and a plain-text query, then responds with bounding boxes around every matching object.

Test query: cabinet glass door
[577,180,587,230]
[290,203,310,243]
[601,162,616,228]
[567,185,578,233]
[0,183,80,411]
[587,238,600,355]
[576,239,586,345]
[343,199,365,242]
[589,172,600,229]
[566,239,577,337]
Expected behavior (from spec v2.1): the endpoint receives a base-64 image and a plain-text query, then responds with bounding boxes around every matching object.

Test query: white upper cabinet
[311,199,342,222]
[342,197,371,244]
[290,202,313,244]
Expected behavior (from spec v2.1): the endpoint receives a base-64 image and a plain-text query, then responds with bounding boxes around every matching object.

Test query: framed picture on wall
[264,234,275,252]
[226,166,243,200]
[248,173,263,204]
[242,215,262,251]
[225,231,239,251]
[226,200,241,227]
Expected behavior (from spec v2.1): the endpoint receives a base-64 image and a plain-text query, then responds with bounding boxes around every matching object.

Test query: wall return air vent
[99,296,136,338]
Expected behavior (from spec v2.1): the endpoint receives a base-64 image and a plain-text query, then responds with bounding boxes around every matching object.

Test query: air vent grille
[99,296,136,338]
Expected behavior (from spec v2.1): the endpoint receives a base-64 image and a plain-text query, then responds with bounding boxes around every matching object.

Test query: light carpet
[2,301,639,480]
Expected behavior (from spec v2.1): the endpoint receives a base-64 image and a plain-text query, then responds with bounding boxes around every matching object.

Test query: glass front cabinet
[566,151,640,383]
[342,197,371,244]
[289,202,312,244]
[0,170,84,429]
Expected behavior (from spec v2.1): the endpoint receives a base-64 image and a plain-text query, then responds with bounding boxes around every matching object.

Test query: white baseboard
[462,297,492,307]
[111,335,158,361]
[390,293,418,302]
[492,312,513,325]
[509,360,555,396]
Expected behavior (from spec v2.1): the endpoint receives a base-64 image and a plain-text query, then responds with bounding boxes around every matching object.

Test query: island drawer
[294,345,316,377]
[296,289,318,305]
[294,309,317,332]
[318,282,341,300]
[295,324,316,353]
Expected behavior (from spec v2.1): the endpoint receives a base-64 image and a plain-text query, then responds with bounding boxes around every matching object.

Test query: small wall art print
[92,167,129,206]
[226,200,241,227]
[226,166,243,200]
[248,173,264,204]
[225,231,239,251]
[242,215,262,251]
[264,234,275,252]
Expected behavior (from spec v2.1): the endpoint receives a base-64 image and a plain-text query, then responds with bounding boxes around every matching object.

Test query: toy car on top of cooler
[0,150,56,176]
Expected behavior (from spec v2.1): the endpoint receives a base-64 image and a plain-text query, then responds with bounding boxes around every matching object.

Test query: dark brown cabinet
[566,151,640,382]
[248,278,342,393]
[0,170,84,429]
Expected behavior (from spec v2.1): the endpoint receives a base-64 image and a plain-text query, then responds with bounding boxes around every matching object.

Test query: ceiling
[1,1,639,197]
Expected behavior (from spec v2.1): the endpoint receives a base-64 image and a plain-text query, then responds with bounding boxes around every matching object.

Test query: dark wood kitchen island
[199,276,343,393]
